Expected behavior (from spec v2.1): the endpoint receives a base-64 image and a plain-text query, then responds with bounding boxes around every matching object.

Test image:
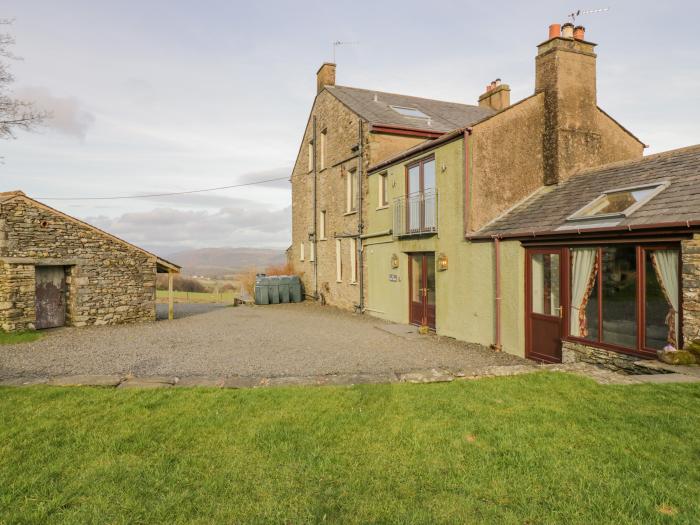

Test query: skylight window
[567,182,669,221]
[390,105,430,119]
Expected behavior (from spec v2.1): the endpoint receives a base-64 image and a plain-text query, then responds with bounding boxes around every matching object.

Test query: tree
[0,18,46,139]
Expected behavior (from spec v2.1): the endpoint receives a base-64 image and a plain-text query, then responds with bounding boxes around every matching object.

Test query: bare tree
[0,18,46,139]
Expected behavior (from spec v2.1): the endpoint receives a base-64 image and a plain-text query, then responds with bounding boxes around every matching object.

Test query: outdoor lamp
[390,253,399,269]
[438,253,448,271]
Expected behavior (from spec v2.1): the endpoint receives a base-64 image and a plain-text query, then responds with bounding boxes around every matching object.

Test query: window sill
[336,280,343,283]
[319,238,327,241]
[376,205,389,210]
[344,211,358,216]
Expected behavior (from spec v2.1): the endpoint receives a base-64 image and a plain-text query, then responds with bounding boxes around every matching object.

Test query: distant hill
[166,247,286,277]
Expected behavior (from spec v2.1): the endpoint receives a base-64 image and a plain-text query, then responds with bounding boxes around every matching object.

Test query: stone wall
[0,196,157,331]
[289,90,424,310]
[682,234,700,344]
[562,341,657,374]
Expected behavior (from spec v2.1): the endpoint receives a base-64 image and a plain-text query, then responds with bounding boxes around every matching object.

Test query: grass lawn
[0,330,42,345]
[1,373,699,524]
[155,289,237,304]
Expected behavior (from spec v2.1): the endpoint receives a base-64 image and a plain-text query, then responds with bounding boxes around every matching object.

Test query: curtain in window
[570,248,598,337]
[651,250,679,347]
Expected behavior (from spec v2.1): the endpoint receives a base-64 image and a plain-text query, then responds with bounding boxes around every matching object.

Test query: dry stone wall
[0,197,157,331]
[682,234,700,344]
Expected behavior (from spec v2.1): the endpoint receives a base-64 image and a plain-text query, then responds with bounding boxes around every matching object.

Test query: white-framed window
[349,238,357,284]
[320,130,327,170]
[310,241,315,262]
[346,168,358,213]
[300,242,305,261]
[307,142,313,173]
[335,239,342,282]
[319,210,326,240]
[379,172,388,208]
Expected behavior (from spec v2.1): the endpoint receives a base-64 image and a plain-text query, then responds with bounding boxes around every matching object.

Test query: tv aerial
[567,7,610,24]
[332,40,359,63]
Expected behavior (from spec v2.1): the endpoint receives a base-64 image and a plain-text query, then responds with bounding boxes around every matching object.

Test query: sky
[1,0,699,256]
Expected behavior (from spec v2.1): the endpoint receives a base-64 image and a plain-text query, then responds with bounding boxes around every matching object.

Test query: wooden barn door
[35,266,66,329]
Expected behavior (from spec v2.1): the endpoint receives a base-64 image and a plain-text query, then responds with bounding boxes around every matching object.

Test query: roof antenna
[567,7,610,23]
[332,40,359,63]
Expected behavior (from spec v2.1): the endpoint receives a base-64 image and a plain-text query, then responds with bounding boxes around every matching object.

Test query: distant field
[156,290,238,304]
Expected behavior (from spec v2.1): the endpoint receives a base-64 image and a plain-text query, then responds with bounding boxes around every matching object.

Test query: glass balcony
[393,189,438,237]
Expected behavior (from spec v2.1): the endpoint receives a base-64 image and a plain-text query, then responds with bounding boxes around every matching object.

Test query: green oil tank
[254,275,269,305]
[268,276,280,304]
[278,276,291,303]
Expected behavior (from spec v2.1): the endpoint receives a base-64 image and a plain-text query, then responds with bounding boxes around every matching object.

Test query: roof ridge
[575,143,700,177]
[330,84,479,108]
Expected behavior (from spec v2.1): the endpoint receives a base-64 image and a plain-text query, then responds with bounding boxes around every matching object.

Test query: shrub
[156,275,210,293]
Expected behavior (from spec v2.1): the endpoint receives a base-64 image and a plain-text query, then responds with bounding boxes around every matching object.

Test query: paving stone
[320,373,398,386]
[117,377,177,389]
[223,376,263,389]
[0,377,49,387]
[47,375,123,387]
[265,376,317,387]
[398,369,454,384]
[175,376,225,388]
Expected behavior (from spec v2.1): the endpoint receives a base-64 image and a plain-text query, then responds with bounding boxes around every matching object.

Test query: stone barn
[0,191,180,332]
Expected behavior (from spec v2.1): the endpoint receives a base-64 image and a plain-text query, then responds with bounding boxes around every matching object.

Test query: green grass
[155,289,237,304]
[1,373,699,524]
[0,330,42,345]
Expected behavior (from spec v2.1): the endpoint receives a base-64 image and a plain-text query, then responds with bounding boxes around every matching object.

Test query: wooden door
[35,266,66,329]
[409,253,436,329]
[526,248,564,362]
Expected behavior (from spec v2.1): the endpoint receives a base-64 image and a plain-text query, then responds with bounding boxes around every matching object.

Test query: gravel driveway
[0,303,529,380]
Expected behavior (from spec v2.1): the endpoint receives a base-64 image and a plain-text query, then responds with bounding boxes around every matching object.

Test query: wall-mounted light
[390,253,399,269]
[437,253,448,271]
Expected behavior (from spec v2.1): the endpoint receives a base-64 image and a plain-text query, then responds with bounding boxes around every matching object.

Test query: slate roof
[475,144,700,238]
[327,85,495,133]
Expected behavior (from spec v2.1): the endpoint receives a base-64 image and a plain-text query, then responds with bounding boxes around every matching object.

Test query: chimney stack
[536,23,599,184]
[316,63,336,94]
[478,78,510,112]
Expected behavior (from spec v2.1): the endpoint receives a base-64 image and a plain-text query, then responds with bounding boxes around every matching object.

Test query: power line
[35,176,290,201]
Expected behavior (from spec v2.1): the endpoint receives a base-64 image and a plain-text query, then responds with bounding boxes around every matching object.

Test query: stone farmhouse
[290,23,700,368]
[0,191,180,332]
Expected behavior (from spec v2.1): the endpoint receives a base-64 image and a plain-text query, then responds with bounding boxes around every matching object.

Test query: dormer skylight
[567,182,669,222]
[390,105,430,119]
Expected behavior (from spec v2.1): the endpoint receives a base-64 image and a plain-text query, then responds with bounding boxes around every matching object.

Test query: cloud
[16,86,95,139]
[84,203,291,253]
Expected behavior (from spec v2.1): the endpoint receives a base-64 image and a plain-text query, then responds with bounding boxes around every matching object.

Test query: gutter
[467,220,700,242]
[370,124,444,139]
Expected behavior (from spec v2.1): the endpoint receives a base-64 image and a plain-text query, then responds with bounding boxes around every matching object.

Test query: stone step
[632,373,700,384]
[633,360,700,378]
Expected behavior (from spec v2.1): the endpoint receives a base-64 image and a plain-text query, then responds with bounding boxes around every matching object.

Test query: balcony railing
[393,189,438,237]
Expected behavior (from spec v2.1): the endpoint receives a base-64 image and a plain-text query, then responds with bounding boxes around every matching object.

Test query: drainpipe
[492,235,502,351]
[463,128,473,236]
[357,120,365,312]
[312,116,318,300]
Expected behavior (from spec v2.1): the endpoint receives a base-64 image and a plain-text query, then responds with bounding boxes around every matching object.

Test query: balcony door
[526,248,565,363]
[406,157,436,233]
[409,253,436,329]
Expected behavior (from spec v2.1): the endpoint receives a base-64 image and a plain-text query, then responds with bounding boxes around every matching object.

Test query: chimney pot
[548,23,561,39]
[573,25,586,40]
[561,23,574,39]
